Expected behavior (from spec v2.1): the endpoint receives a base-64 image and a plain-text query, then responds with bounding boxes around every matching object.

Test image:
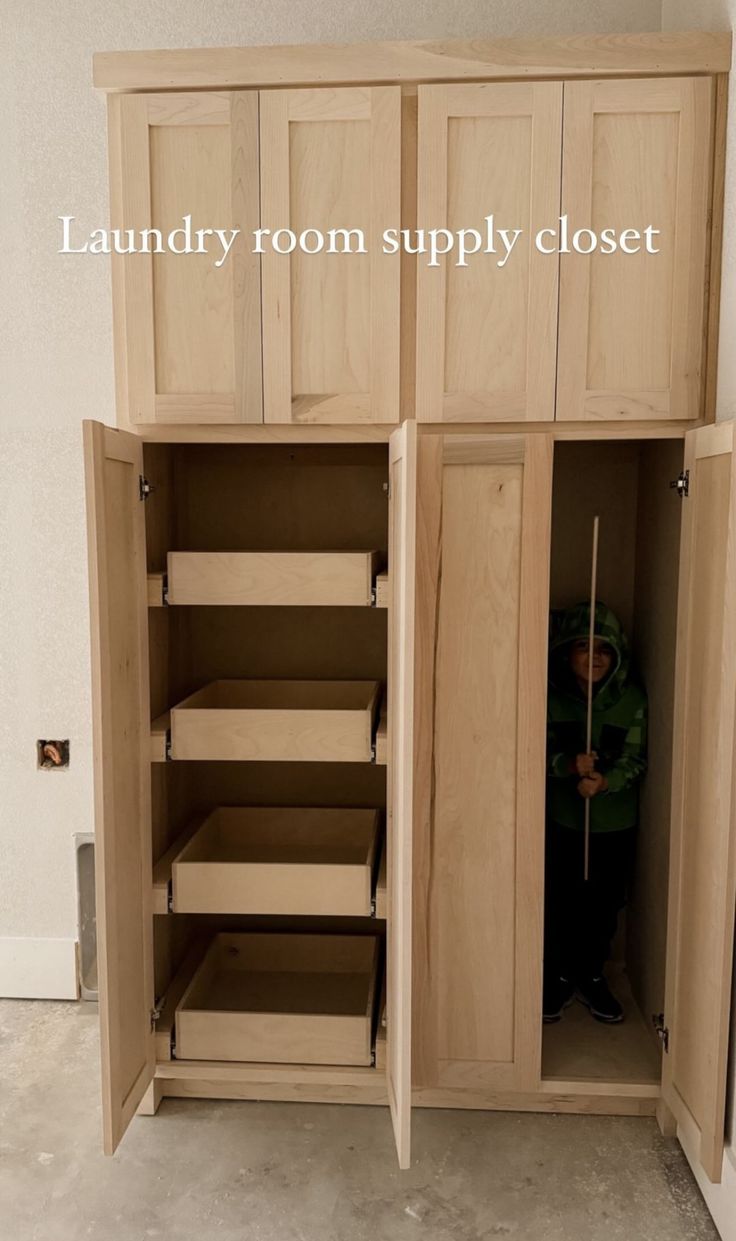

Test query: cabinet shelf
[153,807,381,917]
[175,932,380,1066]
[163,679,381,763]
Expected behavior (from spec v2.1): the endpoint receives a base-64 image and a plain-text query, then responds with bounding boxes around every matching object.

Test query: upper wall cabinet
[260,87,401,424]
[557,78,714,422]
[109,93,262,425]
[416,83,563,423]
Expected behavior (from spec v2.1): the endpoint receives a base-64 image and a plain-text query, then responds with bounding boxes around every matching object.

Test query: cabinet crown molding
[93,31,732,93]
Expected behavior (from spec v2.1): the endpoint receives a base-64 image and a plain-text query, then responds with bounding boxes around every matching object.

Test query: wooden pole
[584,516,600,882]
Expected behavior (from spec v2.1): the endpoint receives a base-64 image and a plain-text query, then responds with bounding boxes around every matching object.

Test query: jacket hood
[549,601,631,706]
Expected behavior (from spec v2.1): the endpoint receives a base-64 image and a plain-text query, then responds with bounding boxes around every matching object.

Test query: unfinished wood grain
[93,32,732,92]
[167,550,380,606]
[155,1058,388,1107]
[110,92,261,426]
[416,82,562,423]
[169,679,380,762]
[260,87,400,425]
[662,420,736,1183]
[374,572,389,608]
[151,817,205,915]
[427,433,551,1092]
[386,420,417,1168]
[83,421,154,1153]
[175,933,380,1065]
[557,77,714,422]
[703,74,729,424]
[169,807,380,916]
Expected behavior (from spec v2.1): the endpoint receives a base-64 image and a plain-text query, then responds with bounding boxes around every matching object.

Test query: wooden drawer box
[167,551,382,606]
[171,807,381,916]
[170,680,381,762]
[175,933,380,1065]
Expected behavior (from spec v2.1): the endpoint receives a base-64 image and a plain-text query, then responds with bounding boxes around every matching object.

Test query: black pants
[544,822,636,982]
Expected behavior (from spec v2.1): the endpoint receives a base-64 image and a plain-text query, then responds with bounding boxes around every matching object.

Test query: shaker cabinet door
[557,77,713,422]
[413,434,552,1092]
[416,83,562,423]
[662,422,736,1183]
[109,91,262,425]
[260,87,401,424]
[83,421,155,1153]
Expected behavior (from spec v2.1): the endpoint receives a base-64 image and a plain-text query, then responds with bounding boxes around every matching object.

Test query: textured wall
[1,0,663,993]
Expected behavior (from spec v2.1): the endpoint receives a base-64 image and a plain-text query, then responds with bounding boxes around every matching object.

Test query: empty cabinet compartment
[167,551,383,606]
[171,807,381,915]
[170,679,381,762]
[175,932,381,1065]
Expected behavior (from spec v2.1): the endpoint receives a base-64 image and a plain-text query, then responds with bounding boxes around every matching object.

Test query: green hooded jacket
[547,602,647,833]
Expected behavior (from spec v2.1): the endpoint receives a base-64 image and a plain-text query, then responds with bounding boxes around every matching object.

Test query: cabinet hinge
[162,572,170,606]
[653,1013,670,1053]
[669,470,689,499]
[383,481,390,500]
[139,475,155,501]
[150,1003,162,1030]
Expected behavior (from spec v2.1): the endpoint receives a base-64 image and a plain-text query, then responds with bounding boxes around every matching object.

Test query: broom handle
[584,516,600,882]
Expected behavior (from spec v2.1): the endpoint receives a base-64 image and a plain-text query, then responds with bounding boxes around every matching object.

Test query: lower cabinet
[84,419,736,1184]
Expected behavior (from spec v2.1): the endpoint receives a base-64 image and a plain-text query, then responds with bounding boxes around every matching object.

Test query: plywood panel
[558,77,713,421]
[416,83,562,422]
[260,87,400,424]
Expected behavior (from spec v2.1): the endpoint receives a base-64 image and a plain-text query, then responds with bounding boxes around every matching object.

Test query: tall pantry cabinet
[86,32,736,1183]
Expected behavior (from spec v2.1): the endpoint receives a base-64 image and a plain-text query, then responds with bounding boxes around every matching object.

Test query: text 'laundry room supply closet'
[84,30,736,1181]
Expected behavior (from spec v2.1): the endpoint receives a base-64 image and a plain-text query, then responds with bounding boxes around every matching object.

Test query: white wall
[0,0,663,999]
[660,3,736,1233]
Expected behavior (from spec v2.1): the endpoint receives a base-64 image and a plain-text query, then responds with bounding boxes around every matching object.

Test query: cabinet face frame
[557,77,714,423]
[662,420,736,1184]
[108,91,262,426]
[260,87,401,425]
[416,83,562,424]
[83,421,155,1153]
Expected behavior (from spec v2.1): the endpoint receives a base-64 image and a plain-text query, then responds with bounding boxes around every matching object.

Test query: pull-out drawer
[171,807,381,916]
[170,679,381,762]
[165,551,383,607]
[175,933,380,1066]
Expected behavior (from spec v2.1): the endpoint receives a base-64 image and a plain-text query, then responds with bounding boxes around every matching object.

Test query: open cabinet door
[386,420,417,1169]
[83,421,155,1154]
[662,421,736,1183]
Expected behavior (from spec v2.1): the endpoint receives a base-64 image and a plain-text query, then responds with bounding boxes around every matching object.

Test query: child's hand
[575,751,598,777]
[577,772,608,798]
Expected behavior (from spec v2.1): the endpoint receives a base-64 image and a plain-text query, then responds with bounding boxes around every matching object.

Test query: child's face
[569,638,614,684]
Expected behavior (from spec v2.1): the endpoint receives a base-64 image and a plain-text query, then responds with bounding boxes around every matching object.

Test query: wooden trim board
[93,32,731,92]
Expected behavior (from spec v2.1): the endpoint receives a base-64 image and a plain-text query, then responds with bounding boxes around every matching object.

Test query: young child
[544,602,647,1024]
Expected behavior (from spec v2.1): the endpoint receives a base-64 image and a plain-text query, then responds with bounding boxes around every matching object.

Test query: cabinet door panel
[416,84,562,423]
[386,421,417,1168]
[83,422,154,1153]
[260,87,401,424]
[110,92,262,425]
[413,435,552,1091]
[662,422,736,1183]
[557,78,713,421]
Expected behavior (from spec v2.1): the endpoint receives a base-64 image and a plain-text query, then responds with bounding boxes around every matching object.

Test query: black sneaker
[576,976,624,1023]
[543,975,575,1023]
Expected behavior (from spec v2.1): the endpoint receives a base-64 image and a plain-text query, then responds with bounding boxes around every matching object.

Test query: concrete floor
[0,1000,720,1241]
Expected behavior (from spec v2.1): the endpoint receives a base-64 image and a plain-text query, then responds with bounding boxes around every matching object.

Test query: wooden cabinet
[260,87,401,424]
[417,77,715,424]
[110,87,401,428]
[110,93,262,425]
[84,420,416,1168]
[88,31,733,1187]
[416,84,563,423]
[557,78,714,422]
